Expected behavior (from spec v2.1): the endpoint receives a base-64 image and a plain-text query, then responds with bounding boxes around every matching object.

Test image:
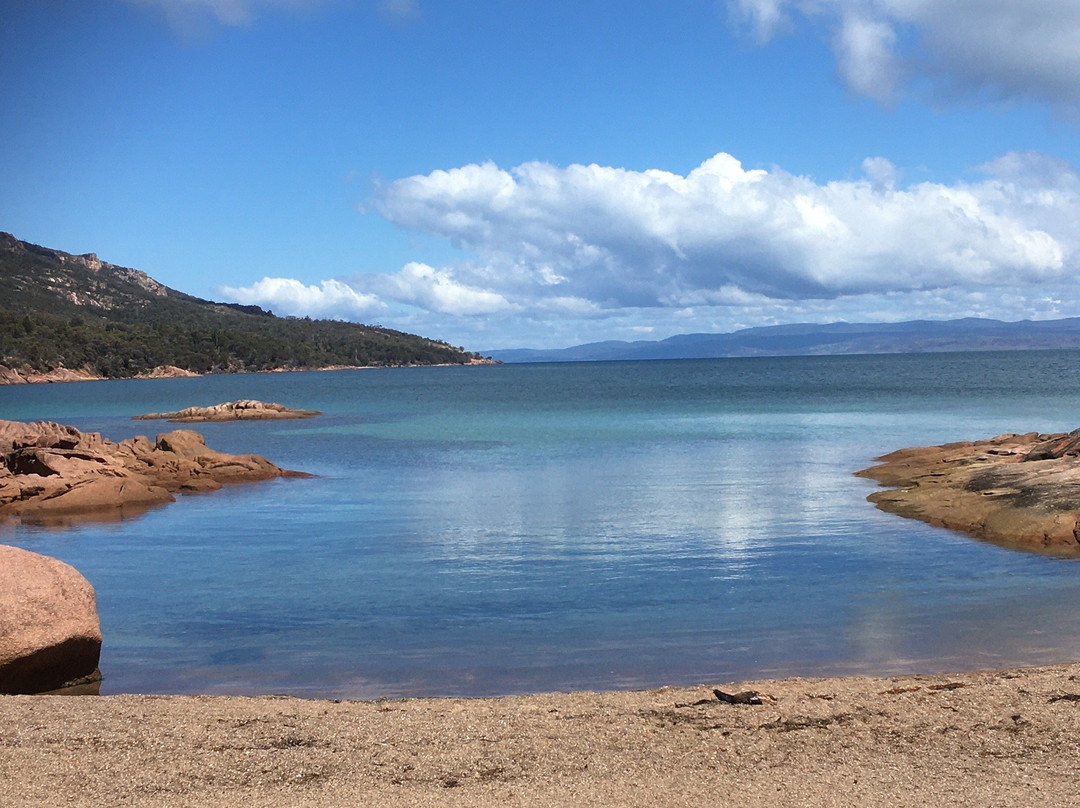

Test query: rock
[0,545,102,694]
[133,399,321,422]
[0,365,27,385]
[0,419,309,524]
[152,430,284,484]
[153,429,215,459]
[0,364,102,385]
[713,689,766,705]
[32,476,174,515]
[134,365,201,379]
[1022,428,1080,461]
[0,363,199,384]
[857,430,1080,555]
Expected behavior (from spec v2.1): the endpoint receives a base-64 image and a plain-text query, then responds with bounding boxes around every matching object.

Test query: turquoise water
[4,352,1080,698]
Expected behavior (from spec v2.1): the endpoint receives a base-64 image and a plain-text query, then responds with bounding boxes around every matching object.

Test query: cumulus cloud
[861,156,898,191]
[219,151,1080,347]
[376,151,1077,306]
[220,277,384,319]
[353,262,518,315]
[725,0,1080,112]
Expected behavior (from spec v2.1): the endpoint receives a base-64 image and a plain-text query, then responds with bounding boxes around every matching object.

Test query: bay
[4,351,1080,699]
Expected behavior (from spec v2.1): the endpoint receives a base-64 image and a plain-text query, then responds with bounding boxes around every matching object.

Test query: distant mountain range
[488,317,1080,363]
[0,232,488,381]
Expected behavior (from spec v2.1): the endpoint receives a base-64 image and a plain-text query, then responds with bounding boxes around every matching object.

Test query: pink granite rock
[134,399,320,422]
[857,430,1080,556]
[0,545,102,694]
[0,420,308,523]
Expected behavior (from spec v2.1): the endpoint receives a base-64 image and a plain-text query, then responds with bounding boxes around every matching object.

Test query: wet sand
[4,663,1080,807]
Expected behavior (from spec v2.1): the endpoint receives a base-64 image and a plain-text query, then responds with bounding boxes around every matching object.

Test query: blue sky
[3,1,1080,350]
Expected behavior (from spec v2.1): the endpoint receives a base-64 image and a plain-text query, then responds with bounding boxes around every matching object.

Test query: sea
[4,351,1080,699]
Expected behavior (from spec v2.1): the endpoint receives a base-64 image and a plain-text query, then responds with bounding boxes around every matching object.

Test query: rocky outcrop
[0,419,308,523]
[0,364,103,385]
[857,429,1080,555]
[0,545,102,694]
[134,399,321,422]
[134,365,201,380]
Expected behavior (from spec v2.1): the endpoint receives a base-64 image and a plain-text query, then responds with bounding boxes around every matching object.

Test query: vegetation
[0,233,487,378]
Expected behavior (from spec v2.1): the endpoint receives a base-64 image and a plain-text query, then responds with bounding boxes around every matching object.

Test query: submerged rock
[0,419,309,523]
[857,430,1080,556]
[0,545,102,694]
[133,399,321,422]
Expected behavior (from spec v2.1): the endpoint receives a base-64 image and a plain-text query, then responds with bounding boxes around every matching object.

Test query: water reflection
[5,354,1080,698]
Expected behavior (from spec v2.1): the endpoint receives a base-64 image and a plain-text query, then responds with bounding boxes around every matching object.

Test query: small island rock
[133,399,321,422]
[0,545,102,694]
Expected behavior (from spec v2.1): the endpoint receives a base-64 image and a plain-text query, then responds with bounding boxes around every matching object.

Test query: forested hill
[0,232,488,379]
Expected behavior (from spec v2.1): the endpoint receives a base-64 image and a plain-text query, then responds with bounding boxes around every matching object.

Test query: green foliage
[0,234,487,378]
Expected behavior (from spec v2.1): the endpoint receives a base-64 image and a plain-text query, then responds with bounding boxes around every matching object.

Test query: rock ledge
[857,429,1080,555]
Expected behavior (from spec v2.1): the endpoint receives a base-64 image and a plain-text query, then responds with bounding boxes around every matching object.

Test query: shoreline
[5,662,1080,806]
[0,358,499,386]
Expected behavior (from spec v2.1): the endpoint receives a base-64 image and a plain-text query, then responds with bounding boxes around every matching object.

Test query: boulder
[0,545,102,694]
[27,475,174,515]
[154,429,214,459]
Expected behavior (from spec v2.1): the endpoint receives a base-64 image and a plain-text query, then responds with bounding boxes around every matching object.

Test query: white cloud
[355,262,518,316]
[220,277,384,319]
[728,0,790,42]
[219,150,1080,349]
[834,14,899,103]
[726,0,1080,112]
[377,0,419,21]
[861,156,898,191]
[123,0,323,26]
[377,151,1076,305]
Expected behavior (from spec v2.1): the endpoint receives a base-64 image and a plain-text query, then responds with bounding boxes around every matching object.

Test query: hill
[489,317,1080,363]
[0,232,488,380]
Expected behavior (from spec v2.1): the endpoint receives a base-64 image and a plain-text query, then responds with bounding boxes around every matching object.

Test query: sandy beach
[4,664,1080,807]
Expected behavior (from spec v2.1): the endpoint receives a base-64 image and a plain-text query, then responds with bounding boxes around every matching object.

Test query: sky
[3,1,1080,350]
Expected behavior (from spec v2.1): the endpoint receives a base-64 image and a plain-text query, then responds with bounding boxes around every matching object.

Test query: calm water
[4,352,1080,698]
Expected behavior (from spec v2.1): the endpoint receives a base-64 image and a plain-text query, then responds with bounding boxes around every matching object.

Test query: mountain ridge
[488,316,1080,363]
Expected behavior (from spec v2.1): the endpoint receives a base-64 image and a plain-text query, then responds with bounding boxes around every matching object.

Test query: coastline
[7,364,1080,806]
[4,663,1080,807]
[0,358,499,385]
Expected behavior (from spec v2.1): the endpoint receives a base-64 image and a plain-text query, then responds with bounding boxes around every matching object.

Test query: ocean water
[4,351,1080,698]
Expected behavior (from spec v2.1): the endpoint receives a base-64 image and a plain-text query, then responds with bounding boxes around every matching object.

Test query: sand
[4,663,1080,807]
